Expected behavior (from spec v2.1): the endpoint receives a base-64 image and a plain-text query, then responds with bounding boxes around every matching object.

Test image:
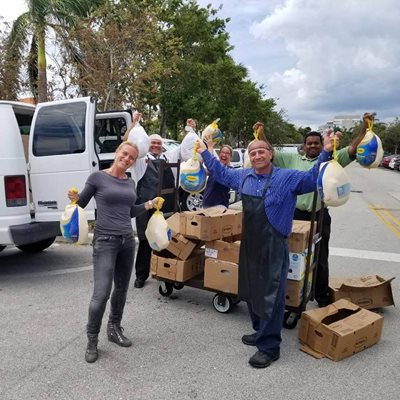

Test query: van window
[32,102,86,156]
[14,110,34,161]
[95,117,128,154]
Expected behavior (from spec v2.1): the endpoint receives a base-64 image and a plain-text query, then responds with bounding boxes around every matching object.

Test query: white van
[0,98,131,253]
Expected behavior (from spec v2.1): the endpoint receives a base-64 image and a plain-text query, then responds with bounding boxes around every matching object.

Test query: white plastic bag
[127,123,150,158]
[60,203,89,244]
[180,130,200,162]
[145,200,172,251]
[356,128,384,169]
[317,160,351,207]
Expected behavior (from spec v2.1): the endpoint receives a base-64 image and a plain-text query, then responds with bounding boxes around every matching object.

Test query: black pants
[87,233,135,335]
[293,208,331,303]
[134,239,152,282]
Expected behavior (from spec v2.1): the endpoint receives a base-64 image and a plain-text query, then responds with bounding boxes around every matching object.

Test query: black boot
[85,334,98,363]
[107,321,132,347]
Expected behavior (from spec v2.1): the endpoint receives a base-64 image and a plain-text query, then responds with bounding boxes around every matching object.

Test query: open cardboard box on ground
[298,299,384,361]
[179,207,242,241]
[329,275,395,309]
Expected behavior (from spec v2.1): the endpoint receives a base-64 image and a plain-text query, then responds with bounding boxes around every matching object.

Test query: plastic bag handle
[193,141,199,161]
[70,187,78,205]
[154,197,165,213]
[333,136,337,160]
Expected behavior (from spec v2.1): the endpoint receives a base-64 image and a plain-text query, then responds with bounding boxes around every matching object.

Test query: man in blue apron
[196,134,335,368]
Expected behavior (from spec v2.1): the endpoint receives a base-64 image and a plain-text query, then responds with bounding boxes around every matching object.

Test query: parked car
[381,154,395,168]
[388,155,400,170]
[231,148,246,168]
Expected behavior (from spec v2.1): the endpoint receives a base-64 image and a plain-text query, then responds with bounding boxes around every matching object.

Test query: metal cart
[154,160,241,313]
[282,191,325,329]
[157,273,241,313]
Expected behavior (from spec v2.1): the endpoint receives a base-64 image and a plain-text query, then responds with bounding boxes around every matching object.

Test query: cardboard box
[166,212,181,234]
[205,240,240,264]
[286,271,313,307]
[166,213,199,260]
[150,249,205,282]
[329,275,395,309]
[223,234,242,243]
[298,299,384,361]
[179,207,242,241]
[289,220,316,253]
[166,234,199,261]
[204,258,238,295]
[287,245,315,281]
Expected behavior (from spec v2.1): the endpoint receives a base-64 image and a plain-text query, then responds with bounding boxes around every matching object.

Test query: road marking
[330,247,400,263]
[1,265,93,280]
[369,204,400,239]
[2,246,400,281]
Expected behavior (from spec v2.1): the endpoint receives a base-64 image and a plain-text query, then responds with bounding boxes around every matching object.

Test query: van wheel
[0,245,6,252]
[180,191,204,211]
[16,237,56,253]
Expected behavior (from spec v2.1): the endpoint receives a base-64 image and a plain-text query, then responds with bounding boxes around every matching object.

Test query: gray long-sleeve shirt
[77,171,146,235]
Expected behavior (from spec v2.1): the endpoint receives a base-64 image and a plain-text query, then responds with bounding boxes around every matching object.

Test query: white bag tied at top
[201,118,222,146]
[60,188,89,244]
[356,117,384,168]
[127,122,150,158]
[180,141,207,194]
[145,198,172,251]
[317,137,351,207]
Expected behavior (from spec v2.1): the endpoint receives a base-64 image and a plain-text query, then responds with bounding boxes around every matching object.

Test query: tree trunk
[37,28,48,103]
[159,106,168,138]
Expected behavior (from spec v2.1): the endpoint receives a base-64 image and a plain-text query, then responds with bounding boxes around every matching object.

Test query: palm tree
[4,0,103,102]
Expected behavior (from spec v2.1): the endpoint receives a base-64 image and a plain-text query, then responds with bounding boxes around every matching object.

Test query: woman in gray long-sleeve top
[68,142,161,363]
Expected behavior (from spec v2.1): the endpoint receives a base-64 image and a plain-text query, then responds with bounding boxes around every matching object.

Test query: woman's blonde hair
[115,141,139,160]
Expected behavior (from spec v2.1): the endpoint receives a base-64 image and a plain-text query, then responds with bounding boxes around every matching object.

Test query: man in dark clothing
[132,134,176,288]
[196,133,336,368]
[264,113,372,306]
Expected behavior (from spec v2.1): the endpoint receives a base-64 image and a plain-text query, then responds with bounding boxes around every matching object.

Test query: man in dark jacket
[132,134,176,288]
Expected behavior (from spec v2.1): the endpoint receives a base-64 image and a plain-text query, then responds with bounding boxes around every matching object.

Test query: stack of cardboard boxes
[285,220,316,307]
[150,207,242,285]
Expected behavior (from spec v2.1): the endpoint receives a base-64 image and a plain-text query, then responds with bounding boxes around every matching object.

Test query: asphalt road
[0,163,399,400]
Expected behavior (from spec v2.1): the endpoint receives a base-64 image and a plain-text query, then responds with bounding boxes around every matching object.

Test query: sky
[1,0,400,129]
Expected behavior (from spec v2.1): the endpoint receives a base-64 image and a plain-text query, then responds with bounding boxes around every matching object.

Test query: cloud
[249,0,400,126]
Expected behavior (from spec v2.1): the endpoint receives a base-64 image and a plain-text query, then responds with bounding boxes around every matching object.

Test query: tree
[0,21,20,99]
[381,119,400,154]
[52,0,181,113]
[3,0,103,102]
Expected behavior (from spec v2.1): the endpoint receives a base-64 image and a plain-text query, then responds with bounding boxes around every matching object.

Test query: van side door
[29,97,97,221]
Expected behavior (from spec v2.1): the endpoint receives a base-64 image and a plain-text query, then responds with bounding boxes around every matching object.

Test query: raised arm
[292,132,337,194]
[197,140,242,191]
[123,111,142,141]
